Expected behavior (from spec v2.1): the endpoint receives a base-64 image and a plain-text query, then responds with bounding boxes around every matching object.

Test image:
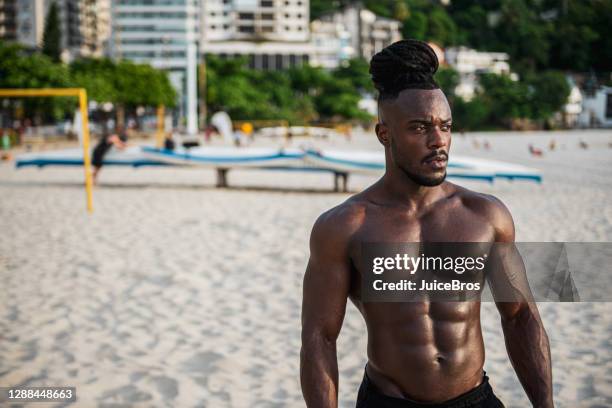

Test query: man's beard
[398,164,447,186]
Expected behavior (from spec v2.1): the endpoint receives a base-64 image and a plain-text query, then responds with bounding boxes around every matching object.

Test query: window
[275,54,283,70]
[238,26,254,33]
[262,13,274,20]
[239,12,254,19]
[261,0,273,6]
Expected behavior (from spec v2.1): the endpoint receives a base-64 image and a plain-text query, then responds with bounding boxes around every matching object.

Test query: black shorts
[92,143,111,168]
[356,369,505,408]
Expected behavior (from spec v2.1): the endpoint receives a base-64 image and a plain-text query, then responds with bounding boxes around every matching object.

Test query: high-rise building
[62,0,110,59]
[201,0,313,70]
[0,0,110,60]
[110,0,200,132]
[314,4,401,64]
[111,0,199,70]
[0,0,17,41]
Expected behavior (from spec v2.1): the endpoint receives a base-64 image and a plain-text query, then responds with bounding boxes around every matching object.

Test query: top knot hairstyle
[369,39,440,101]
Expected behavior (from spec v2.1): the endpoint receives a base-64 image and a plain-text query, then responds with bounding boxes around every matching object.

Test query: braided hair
[369,39,440,101]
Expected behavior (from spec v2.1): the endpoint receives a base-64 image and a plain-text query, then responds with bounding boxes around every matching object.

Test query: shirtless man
[300,40,553,408]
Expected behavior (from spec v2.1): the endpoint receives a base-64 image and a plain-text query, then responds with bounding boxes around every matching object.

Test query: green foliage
[525,71,570,120]
[427,7,458,46]
[310,0,609,72]
[451,97,491,131]
[205,55,372,124]
[69,58,176,107]
[434,67,460,98]
[42,2,61,62]
[0,41,73,121]
[479,73,532,123]
[475,71,570,126]
[447,0,611,73]
[69,58,118,103]
[0,41,177,124]
[310,0,352,20]
[334,58,375,93]
[402,11,428,41]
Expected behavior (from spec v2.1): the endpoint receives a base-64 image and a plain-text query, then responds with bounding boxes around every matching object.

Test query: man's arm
[485,196,554,408]
[300,209,353,408]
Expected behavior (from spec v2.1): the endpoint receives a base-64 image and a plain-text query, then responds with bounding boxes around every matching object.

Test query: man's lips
[423,152,448,164]
[422,152,448,170]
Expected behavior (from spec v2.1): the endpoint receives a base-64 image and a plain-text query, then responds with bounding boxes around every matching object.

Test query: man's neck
[377,170,448,213]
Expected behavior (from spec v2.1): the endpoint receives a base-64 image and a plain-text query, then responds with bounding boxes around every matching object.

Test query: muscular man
[300,40,552,408]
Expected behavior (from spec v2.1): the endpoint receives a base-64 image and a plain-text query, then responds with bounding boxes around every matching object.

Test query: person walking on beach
[300,40,552,408]
[92,126,128,184]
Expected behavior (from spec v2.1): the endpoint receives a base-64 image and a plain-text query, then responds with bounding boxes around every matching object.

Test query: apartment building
[111,0,200,133]
[0,0,109,60]
[201,0,313,70]
[314,4,401,64]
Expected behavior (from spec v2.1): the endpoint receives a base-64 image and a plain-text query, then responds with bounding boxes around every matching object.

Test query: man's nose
[427,126,448,149]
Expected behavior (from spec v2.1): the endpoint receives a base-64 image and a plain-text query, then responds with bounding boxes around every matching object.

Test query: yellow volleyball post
[156,105,165,148]
[78,89,94,213]
[0,88,94,213]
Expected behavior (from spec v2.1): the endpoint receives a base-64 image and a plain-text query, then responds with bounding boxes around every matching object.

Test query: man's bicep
[487,243,536,319]
[301,221,351,342]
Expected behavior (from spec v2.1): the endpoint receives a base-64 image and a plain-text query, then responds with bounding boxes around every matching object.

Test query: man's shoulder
[314,195,368,233]
[451,183,515,241]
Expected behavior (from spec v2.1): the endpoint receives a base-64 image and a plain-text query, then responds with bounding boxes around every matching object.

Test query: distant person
[92,127,128,184]
[163,133,176,150]
[483,140,491,150]
[204,125,219,144]
[579,140,588,149]
[529,144,543,157]
[549,139,556,151]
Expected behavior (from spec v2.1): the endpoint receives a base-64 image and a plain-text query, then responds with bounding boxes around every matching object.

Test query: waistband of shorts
[361,368,495,408]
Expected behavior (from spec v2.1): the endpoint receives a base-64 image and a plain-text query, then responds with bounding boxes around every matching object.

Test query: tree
[69,58,118,103]
[0,41,73,122]
[525,71,570,121]
[451,97,491,131]
[205,55,372,124]
[479,73,532,125]
[492,0,552,72]
[333,58,374,93]
[427,7,458,46]
[435,66,460,98]
[402,11,428,41]
[42,2,61,62]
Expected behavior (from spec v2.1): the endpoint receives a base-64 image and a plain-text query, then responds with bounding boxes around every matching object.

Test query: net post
[78,89,94,214]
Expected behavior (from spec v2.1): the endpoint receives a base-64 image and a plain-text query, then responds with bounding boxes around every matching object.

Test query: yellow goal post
[0,88,94,213]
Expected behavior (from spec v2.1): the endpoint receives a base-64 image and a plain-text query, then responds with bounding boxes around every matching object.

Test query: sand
[0,129,611,407]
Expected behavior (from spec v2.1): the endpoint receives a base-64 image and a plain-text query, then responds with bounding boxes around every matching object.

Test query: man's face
[376,88,452,187]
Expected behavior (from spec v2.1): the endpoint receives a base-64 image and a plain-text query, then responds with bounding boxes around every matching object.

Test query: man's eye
[414,125,426,132]
[441,124,452,132]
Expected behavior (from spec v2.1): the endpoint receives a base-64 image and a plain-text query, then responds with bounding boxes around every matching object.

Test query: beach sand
[0,130,611,407]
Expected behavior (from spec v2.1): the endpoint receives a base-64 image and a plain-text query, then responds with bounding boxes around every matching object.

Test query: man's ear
[375,122,390,147]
